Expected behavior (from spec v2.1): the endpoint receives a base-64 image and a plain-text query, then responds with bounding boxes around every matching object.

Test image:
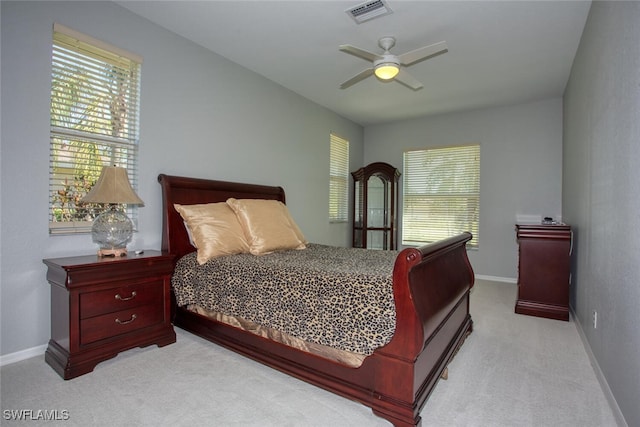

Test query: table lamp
[80,166,144,257]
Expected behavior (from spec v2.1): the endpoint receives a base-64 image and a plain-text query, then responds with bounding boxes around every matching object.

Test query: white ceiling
[116,0,591,126]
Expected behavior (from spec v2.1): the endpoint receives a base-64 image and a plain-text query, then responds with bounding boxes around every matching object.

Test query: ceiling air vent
[346,0,393,24]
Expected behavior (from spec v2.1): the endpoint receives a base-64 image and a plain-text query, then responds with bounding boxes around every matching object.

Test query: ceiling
[116,1,591,126]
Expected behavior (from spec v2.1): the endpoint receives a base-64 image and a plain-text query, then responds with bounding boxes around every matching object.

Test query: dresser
[515,224,572,321]
[43,251,176,379]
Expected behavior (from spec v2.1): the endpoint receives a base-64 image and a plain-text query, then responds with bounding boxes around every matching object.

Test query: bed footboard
[372,232,474,426]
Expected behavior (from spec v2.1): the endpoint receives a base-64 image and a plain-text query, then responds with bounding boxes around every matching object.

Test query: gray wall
[563,2,640,426]
[0,1,363,356]
[4,2,635,424]
[364,98,564,279]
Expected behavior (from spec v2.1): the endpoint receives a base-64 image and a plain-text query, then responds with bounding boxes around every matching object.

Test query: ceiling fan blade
[339,45,382,62]
[394,69,423,91]
[340,68,375,89]
[398,41,448,66]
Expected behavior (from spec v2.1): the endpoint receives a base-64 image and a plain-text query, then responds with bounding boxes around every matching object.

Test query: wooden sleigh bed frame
[158,173,474,427]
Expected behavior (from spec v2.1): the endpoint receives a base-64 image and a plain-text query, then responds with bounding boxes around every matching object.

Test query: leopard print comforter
[172,244,398,355]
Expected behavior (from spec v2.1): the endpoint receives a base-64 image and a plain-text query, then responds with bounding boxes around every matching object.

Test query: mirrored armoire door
[352,162,400,250]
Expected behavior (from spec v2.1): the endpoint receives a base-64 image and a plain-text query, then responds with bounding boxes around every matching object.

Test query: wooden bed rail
[384,232,473,358]
[373,232,474,426]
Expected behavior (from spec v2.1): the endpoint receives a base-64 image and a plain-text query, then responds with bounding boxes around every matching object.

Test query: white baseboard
[571,306,628,427]
[0,344,47,367]
[475,274,517,284]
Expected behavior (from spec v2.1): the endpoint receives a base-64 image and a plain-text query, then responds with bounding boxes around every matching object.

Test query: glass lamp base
[91,206,133,257]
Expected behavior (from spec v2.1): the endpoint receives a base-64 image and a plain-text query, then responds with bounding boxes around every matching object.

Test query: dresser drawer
[80,304,164,345]
[80,281,163,319]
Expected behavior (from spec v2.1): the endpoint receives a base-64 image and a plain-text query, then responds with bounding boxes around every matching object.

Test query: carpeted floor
[1,280,619,426]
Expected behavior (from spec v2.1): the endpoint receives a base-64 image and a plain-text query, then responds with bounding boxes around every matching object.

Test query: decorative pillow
[174,203,250,264]
[226,198,306,255]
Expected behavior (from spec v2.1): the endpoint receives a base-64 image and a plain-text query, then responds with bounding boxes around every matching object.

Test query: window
[402,144,480,248]
[329,133,349,222]
[49,23,142,234]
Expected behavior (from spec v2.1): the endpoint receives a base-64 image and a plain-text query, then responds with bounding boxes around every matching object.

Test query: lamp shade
[80,166,144,205]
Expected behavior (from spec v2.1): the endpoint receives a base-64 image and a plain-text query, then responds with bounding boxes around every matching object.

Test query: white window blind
[329,133,349,222]
[49,24,142,234]
[402,144,480,248]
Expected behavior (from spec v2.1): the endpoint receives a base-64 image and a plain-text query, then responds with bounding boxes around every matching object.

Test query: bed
[158,173,474,427]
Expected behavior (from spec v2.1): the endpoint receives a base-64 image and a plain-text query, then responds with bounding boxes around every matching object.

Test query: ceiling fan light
[374,63,399,80]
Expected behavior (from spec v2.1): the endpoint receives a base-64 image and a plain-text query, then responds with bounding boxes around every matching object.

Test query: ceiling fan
[339,36,448,90]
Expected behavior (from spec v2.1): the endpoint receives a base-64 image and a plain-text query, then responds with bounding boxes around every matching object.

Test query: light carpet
[1,280,618,426]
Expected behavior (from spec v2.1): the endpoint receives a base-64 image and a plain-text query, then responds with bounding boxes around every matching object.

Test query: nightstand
[43,250,176,379]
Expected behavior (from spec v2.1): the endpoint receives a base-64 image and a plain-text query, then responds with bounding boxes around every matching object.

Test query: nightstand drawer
[80,304,163,345]
[80,281,163,319]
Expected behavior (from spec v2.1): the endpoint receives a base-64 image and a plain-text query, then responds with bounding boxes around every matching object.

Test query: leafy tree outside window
[49,24,141,234]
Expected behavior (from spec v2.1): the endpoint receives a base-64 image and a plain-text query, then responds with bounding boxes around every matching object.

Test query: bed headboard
[158,174,286,259]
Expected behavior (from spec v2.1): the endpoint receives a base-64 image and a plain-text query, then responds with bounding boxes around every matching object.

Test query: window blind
[329,133,349,222]
[49,24,141,234]
[402,144,480,247]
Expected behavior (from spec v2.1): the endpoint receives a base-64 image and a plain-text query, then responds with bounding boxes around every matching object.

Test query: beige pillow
[174,203,250,264]
[226,198,306,255]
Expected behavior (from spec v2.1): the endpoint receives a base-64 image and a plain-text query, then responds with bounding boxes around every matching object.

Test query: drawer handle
[115,291,137,301]
[115,314,137,325]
